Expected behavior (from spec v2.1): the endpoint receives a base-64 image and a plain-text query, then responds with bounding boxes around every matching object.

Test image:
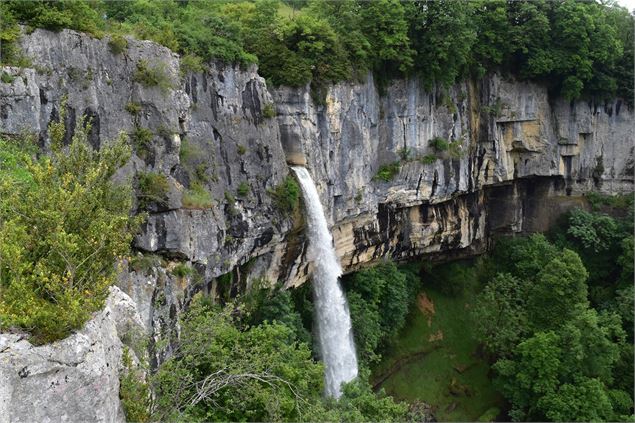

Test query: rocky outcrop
[0,287,143,423]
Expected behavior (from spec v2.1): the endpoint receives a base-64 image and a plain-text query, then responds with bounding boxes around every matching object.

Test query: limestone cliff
[0,28,632,421]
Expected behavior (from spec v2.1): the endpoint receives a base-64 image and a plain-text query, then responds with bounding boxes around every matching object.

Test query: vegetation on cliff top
[1,0,633,103]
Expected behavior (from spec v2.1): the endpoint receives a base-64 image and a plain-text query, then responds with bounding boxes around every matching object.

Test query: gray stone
[0,287,143,423]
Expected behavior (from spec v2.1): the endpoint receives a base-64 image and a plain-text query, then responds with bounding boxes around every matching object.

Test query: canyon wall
[0,29,632,421]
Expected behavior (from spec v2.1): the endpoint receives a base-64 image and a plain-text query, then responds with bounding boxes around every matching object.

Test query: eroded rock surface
[0,287,143,423]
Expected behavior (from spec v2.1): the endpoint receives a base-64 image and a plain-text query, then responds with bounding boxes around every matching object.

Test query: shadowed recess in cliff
[291,166,358,398]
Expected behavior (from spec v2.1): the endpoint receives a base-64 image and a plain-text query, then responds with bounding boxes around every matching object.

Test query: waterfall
[291,166,359,398]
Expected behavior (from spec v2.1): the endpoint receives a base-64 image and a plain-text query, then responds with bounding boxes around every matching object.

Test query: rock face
[0,28,632,420]
[0,287,143,423]
[274,73,633,276]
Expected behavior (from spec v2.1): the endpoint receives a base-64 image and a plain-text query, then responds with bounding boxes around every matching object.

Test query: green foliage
[428,137,449,152]
[153,292,408,422]
[0,4,30,67]
[243,284,311,345]
[472,273,528,358]
[130,126,153,158]
[473,228,634,421]
[152,295,324,422]
[2,0,632,100]
[269,175,300,214]
[406,0,475,89]
[119,347,150,422]
[494,308,626,422]
[171,262,195,278]
[108,34,128,55]
[527,249,589,331]
[182,182,212,209]
[420,154,437,165]
[397,147,412,161]
[237,181,250,197]
[237,144,247,155]
[586,192,634,211]
[262,103,276,118]
[373,162,400,182]
[343,262,419,364]
[129,254,163,275]
[566,208,620,252]
[448,140,463,159]
[133,59,173,92]
[3,0,103,36]
[489,233,559,281]
[0,71,15,84]
[359,0,413,80]
[137,172,169,210]
[179,54,204,74]
[0,121,139,344]
[422,259,478,296]
[125,101,141,116]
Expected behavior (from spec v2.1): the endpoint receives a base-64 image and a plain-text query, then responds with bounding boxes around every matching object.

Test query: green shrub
[130,126,153,157]
[262,103,276,118]
[156,125,174,140]
[108,34,128,55]
[125,101,141,115]
[373,162,400,182]
[269,176,300,213]
[237,144,247,155]
[343,262,420,364]
[137,172,169,209]
[129,254,163,275]
[182,182,212,209]
[180,54,204,74]
[171,263,195,278]
[1,71,15,84]
[133,59,173,92]
[429,137,449,152]
[586,192,634,211]
[224,190,236,204]
[237,181,250,197]
[119,347,150,422]
[421,154,437,165]
[0,113,140,344]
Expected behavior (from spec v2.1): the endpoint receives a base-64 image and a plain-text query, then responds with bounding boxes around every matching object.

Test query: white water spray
[291,166,359,398]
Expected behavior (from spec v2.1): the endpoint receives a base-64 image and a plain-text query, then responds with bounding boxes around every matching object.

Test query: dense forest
[1,0,633,103]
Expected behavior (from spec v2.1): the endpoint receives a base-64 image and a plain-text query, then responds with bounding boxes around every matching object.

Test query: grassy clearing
[372,282,502,422]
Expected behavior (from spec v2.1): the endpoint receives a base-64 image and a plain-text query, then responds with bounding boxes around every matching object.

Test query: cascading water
[291,166,359,399]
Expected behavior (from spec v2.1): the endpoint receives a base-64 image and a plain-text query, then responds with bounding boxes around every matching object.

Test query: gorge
[0,25,633,422]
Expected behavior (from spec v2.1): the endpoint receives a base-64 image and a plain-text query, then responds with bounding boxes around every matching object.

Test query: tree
[490,233,559,281]
[343,262,418,364]
[407,0,476,88]
[152,296,325,422]
[494,310,626,422]
[153,295,408,422]
[472,273,528,358]
[359,0,414,77]
[527,249,589,331]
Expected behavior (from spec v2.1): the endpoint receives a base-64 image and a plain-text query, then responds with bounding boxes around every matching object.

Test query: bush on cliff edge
[0,107,141,344]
